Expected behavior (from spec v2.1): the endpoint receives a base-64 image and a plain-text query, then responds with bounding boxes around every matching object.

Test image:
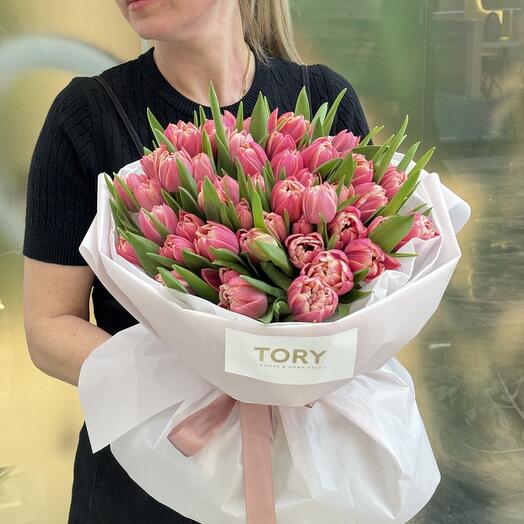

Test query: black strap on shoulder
[301,64,313,118]
[93,75,144,157]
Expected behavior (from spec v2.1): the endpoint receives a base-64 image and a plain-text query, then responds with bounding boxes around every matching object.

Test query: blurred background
[1,0,523,522]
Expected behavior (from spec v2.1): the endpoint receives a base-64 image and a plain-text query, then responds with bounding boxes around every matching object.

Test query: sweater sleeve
[318,65,371,139]
[23,77,96,266]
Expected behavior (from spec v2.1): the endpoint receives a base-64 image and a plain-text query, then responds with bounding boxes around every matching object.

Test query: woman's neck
[151,31,255,108]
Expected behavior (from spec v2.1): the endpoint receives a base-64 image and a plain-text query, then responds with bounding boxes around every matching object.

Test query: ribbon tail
[239,402,276,524]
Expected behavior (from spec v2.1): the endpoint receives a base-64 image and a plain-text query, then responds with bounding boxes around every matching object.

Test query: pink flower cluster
[112,100,439,323]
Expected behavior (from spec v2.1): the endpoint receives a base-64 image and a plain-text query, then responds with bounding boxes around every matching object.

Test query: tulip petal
[173,264,219,303]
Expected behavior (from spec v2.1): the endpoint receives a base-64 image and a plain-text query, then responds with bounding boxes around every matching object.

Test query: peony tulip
[271,178,304,222]
[138,204,178,244]
[219,272,268,319]
[250,172,266,192]
[192,153,218,190]
[380,166,407,200]
[176,211,204,242]
[291,215,315,235]
[228,131,268,176]
[194,222,239,260]
[235,199,253,230]
[353,183,388,222]
[157,150,193,193]
[352,154,374,186]
[328,206,368,250]
[344,238,400,281]
[159,234,195,264]
[165,121,202,157]
[140,143,167,180]
[285,233,324,269]
[126,172,164,211]
[301,250,354,296]
[301,137,339,172]
[116,237,140,266]
[302,183,338,224]
[198,175,240,209]
[263,212,287,242]
[335,183,355,205]
[270,149,304,179]
[331,130,360,155]
[276,112,309,143]
[265,131,296,159]
[294,168,319,187]
[396,212,440,249]
[287,275,338,322]
[114,173,139,212]
[243,228,280,261]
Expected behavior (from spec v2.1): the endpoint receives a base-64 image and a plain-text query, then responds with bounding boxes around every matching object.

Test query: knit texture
[23,46,370,334]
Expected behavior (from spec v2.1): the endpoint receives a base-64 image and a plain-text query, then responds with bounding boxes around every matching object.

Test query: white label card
[224,328,358,385]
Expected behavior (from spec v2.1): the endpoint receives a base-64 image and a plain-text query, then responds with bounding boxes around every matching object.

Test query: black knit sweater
[23,46,370,335]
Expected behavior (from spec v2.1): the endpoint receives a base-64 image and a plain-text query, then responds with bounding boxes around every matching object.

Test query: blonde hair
[238,0,304,65]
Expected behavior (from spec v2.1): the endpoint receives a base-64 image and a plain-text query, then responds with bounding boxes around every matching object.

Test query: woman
[22,0,370,522]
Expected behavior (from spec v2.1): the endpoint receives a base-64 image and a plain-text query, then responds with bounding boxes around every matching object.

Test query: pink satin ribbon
[167,394,276,524]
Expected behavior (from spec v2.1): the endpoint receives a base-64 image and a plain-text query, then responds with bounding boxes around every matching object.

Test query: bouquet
[78,82,470,524]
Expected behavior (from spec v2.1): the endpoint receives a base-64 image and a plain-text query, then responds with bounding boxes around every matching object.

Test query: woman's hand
[22,257,112,386]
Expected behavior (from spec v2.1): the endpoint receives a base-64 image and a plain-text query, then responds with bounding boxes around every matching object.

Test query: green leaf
[240,275,284,298]
[147,252,176,268]
[208,81,229,149]
[316,158,342,178]
[309,115,325,144]
[216,135,235,176]
[327,232,338,250]
[407,146,436,177]
[199,105,207,126]
[374,115,409,183]
[201,129,217,172]
[390,252,418,258]
[182,249,213,272]
[250,91,269,143]
[359,125,384,146]
[209,248,246,266]
[316,214,329,245]
[254,240,294,276]
[336,195,359,212]
[152,127,176,153]
[125,232,160,277]
[368,215,415,253]
[236,101,244,132]
[143,209,169,240]
[176,157,198,199]
[114,174,140,211]
[147,107,165,134]
[193,110,199,127]
[258,305,274,324]
[251,191,269,232]
[422,207,433,217]
[336,303,352,318]
[396,141,420,173]
[212,259,251,275]
[179,187,204,219]
[339,289,372,304]
[352,268,369,285]
[173,264,220,303]
[161,188,181,214]
[202,176,222,222]
[260,261,293,289]
[294,85,311,121]
[104,173,116,199]
[351,145,382,161]
[329,154,355,184]
[323,88,347,135]
[143,146,152,156]
[156,267,188,293]
[272,299,291,321]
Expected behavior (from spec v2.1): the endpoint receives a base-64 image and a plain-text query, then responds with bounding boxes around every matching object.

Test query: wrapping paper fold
[78,152,471,523]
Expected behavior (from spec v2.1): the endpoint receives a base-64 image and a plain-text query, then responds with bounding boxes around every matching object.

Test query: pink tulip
[138,204,178,244]
[219,272,268,319]
[270,149,304,179]
[116,237,140,266]
[353,183,388,222]
[294,168,319,187]
[301,250,354,296]
[292,215,315,235]
[192,153,218,190]
[219,267,239,284]
[285,233,324,269]
[126,172,164,211]
[263,212,287,242]
[243,228,280,261]
[165,121,202,157]
[396,212,440,249]
[201,268,221,291]
[140,143,168,180]
[114,173,139,212]
[335,183,356,205]
[276,112,309,143]
[158,150,193,193]
[235,199,253,230]
[271,178,305,222]
[380,166,407,200]
[267,108,279,134]
[301,137,340,171]
[352,154,374,186]
[154,268,191,291]
[237,228,250,254]
[287,275,338,322]
[328,206,368,250]
[159,234,195,264]
[198,175,240,208]
[229,131,268,176]
[176,211,204,242]
[331,130,360,155]
[222,110,239,131]
[250,172,266,192]
[302,183,338,224]
[345,238,400,281]
[265,131,296,159]
[194,222,239,260]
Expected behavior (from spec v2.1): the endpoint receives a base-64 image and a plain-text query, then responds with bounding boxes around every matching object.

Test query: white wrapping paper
[78,153,471,523]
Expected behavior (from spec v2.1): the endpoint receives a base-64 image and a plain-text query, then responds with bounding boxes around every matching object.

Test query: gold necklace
[240,45,252,98]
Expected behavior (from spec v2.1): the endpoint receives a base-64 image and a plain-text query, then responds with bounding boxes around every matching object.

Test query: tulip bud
[396,212,439,249]
[302,183,338,225]
[352,154,374,186]
[380,166,407,200]
[138,203,178,244]
[271,178,304,222]
[159,234,195,264]
[229,131,268,176]
[176,211,204,242]
[263,212,287,242]
[243,228,280,261]
[192,153,217,190]
[219,273,268,319]
[353,183,388,222]
[265,131,296,159]
[344,238,400,281]
[235,199,254,230]
[301,137,339,171]
[165,121,202,157]
[276,112,309,143]
[331,130,360,155]
[270,149,304,179]
[194,222,239,260]
[291,215,315,235]
[116,237,140,266]
[126,172,164,211]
